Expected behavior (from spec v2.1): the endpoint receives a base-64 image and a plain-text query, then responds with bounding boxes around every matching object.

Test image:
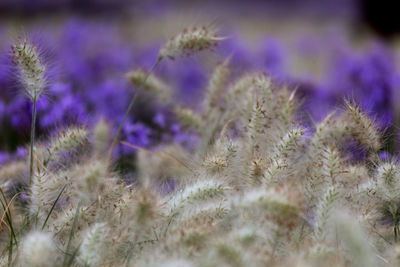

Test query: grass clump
[0,27,397,267]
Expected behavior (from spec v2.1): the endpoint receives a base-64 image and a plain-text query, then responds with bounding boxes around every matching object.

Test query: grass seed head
[159,25,225,60]
[11,37,47,101]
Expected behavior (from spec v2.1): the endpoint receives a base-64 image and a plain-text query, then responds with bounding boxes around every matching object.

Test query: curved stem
[29,97,37,185]
[107,57,163,164]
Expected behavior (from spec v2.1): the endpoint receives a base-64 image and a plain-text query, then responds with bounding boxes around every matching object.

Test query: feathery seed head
[333,211,377,267]
[203,58,231,111]
[166,179,228,217]
[78,222,109,266]
[159,25,224,60]
[248,157,266,183]
[320,145,343,185]
[314,186,339,242]
[136,144,190,184]
[247,96,267,140]
[93,118,110,156]
[177,202,228,225]
[311,111,338,150]
[228,73,271,108]
[275,127,305,157]
[203,153,229,174]
[253,72,273,95]
[345,101,381,151]
[264,158,288,184]
[131,187,162,228]
[11,37,47,100]
[173,106,203,130]
[127,68,172,102]
[19,231,56,267]
[73,160,109,203]
[203,137,237,175]
[376,161,400,201]
[232,187,301,226]
[46,126,88,162]
[30,168,66,217]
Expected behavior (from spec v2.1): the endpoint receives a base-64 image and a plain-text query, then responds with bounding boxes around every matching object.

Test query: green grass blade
[42,184,67,230]
[62,201,81,267]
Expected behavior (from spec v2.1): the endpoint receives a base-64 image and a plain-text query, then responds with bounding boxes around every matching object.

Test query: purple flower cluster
[326,43,398,127]
[0,19,201,164]
[1,18,399,165]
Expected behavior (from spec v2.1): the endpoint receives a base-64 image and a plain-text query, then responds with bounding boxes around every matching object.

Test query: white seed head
[93,118,110,156]
[227,73,271,110]
[203,58,230,111]
[166,179,228,217]
[173,106,203,130]
[203,153,229,173]
[313,186,338,242]
[78,222,109,266]
[11,38,47,100]
[345,101,381,151]
[127,69,172,102]
[30,168,65,218]
[247,96,267,140]
[232,187,297,212]
[333,211,377,267]
[72,160,108,203]
[159,25,224,60]
[19,231,56,267]
[274,127,304,157]
[376,161,400,201]
[47,126,88,162]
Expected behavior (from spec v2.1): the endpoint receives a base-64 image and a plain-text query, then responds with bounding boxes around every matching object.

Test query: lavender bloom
[122,121,152,152]
[326,42,398,127]
[1,18,400,162]
[0,151,10,165]
[217,34,256,75]
[0,19,200,161]
[380,151,390,161]
[158,57,206,107]
[257,37,287,79]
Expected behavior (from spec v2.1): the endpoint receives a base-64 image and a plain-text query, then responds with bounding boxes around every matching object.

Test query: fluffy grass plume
[159,25,225,60]
[11,37,47,100]
[11,37,47,186]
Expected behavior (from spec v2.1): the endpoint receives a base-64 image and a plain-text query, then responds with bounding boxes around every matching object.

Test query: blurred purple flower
[326,42,397,127]
[0,151,10,165]
[258,37,287,79]
[1,17,400,161]
[380,151,390,161]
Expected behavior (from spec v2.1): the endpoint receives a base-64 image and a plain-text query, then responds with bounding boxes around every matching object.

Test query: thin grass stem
[29,97,37,185]
[107,57,162,164]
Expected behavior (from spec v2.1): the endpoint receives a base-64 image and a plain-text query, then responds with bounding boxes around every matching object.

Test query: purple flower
[118,121,153,154]
[154,112,167,128]
[326,42,397,127]
[0,151,11,165]
[380,151,390,161]
[217,34,255,75]
[1,17,400,160]
[257,37,287,79]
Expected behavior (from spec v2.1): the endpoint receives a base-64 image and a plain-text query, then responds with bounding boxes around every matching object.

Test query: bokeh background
[1,0,400,166]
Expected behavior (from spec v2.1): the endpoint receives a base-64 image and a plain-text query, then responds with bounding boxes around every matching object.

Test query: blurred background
[1,0,400,166]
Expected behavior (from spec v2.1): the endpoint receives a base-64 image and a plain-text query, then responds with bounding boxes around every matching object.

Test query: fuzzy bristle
[11,38,47,100]
[159,25,225,60]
